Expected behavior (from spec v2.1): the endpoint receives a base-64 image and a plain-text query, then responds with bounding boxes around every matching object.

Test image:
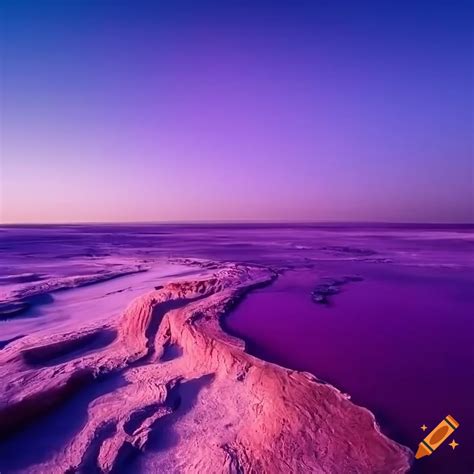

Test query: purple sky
[1,1,473,223]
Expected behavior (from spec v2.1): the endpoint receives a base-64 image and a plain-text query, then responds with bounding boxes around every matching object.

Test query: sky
[0,0,472,224]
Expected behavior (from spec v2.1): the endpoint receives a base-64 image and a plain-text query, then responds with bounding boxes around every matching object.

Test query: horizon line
[1,219,473,227]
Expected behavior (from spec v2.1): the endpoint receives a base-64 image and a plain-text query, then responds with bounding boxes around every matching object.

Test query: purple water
[1,223,473,472]
[226,263,474,473]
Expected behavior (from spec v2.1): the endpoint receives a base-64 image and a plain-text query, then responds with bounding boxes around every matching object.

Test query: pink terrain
[2,223,472,473]
[0,258,411,473]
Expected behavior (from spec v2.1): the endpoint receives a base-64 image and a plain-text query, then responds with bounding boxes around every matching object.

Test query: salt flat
[0,223,472,473]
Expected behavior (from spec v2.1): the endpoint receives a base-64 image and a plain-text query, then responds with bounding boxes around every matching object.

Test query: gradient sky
[1,0,473,223]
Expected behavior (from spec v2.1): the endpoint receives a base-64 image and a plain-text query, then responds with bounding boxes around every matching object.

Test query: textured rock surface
[0,264,148,319]
[0,260,412,473]
[311,275,363,304]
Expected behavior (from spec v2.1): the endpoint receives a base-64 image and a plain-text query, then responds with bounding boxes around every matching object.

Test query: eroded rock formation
[0,261,412,473]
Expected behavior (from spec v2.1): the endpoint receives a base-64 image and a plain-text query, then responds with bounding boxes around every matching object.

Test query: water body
[226,262,474,474]
[1,223,473,473]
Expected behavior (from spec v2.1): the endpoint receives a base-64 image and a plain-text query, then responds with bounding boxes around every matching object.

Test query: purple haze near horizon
[1,0,473,224]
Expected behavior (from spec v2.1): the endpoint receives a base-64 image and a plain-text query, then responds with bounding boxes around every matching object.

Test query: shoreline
[0,258,412,473]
